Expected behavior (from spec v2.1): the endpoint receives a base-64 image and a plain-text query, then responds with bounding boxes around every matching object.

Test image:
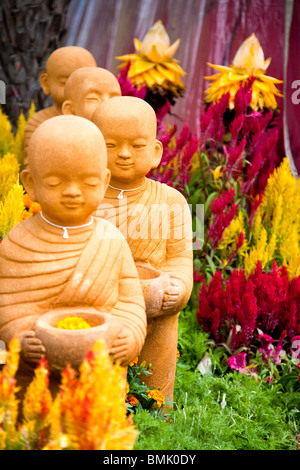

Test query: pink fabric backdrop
[62,0,299,173]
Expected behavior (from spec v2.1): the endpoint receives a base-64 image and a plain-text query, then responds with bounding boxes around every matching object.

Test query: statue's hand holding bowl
[20,330,46,365]
[161,278,184,315]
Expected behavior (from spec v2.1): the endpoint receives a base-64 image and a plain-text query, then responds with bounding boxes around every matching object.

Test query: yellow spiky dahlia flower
[204,33,283,110]
[115,20,186,93]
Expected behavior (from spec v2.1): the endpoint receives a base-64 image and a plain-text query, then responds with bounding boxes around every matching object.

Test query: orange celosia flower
[147,389,165,408]
[0,338,20,449]
[22,357,53,425]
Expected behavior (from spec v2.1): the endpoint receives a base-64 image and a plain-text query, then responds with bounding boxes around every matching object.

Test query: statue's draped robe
[0,215,146,394]
[97,178,193,401]
[23,106,60,167]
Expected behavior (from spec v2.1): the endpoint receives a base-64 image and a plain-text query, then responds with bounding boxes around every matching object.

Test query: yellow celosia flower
[211,165,223,189]
[0,107,15,157]
[116,20,186,92]
[0,152,20,200]
[147,389,165,408]
[204,33,283,110]
[0,102,35,163]
[14,102,35,165]
[218,210,248,262]
[244,227,269,277]
[0,183,25,238]
[244,158,300,278]
[55,316,91,330]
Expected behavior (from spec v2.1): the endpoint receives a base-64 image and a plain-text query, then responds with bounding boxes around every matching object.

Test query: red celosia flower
[117,63,147,99]
[207,188,237,249]
[197,262,300,353]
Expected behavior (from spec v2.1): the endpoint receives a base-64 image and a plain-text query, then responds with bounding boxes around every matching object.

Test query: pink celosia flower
[258,333,274,361]
[228,352,248,374]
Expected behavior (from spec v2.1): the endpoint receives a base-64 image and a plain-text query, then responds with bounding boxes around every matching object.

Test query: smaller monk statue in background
[23,46,97,166]
[92,96,193,404]
[0,115,146,399]
[62,67,121,121]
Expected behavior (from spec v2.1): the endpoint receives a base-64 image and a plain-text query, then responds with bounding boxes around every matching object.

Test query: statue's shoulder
[94,216,125,241]
[0,218,33,256]
[149,178,189,206]
[26,107,58,128]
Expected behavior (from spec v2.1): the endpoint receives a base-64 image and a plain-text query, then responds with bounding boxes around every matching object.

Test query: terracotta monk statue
[92,96,193,403]
[0,115,146,397]
[23,46,97,166]
[62,67,121,121]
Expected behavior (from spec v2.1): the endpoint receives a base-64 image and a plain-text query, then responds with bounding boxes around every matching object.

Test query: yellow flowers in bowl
[116,20,186,93]
[56,316,91,330]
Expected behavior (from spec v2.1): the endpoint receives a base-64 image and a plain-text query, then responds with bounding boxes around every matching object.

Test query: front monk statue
[0,115,146,398]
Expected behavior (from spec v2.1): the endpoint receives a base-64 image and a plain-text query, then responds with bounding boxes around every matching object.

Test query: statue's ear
[61,100,74,115]
[40,71,50,95]
[20,169,37,202]
[152,139,163,169]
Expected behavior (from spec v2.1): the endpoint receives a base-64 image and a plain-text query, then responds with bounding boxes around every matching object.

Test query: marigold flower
[129,357,138,367]
[23,193,32,209]
[126,394,139,407]
[55,316,91,330]
[147,389,165,408]
[204,33,283,110]
[30,202,42,214]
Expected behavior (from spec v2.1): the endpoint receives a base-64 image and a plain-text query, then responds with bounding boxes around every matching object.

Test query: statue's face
[45,66,68,109]
[70,75,121,121]
[32,149,108,227]
[44,53,97,110]
[99,113,160,187]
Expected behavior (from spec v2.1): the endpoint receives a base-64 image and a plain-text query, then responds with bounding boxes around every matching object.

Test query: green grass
[133,307,300,450]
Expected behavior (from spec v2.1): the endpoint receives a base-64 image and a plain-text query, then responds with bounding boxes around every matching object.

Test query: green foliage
[134,308,300,450]
[134,361,299,450]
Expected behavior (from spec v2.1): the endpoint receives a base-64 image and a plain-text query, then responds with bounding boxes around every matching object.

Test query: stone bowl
[33,307,122,374]
[136,263,171,319]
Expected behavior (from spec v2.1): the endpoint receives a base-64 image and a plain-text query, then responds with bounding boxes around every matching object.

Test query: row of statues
[0,46,193,406]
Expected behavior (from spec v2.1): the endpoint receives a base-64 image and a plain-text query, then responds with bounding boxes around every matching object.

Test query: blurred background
[0,0,299,171]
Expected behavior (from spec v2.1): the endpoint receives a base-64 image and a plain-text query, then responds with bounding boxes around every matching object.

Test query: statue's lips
[61,201,83,209]
[116,161,134,168]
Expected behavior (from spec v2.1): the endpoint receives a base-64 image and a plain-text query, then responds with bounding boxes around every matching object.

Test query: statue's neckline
[107,180,147,199]
[39,212,94,239]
